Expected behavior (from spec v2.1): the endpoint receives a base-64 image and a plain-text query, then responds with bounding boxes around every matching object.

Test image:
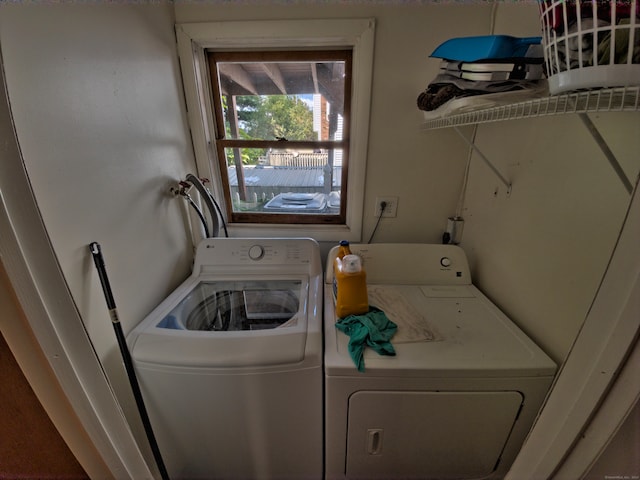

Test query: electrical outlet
[374,196,398,218]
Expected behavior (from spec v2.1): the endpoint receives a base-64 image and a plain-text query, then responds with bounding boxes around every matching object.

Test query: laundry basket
[539,0,640,94]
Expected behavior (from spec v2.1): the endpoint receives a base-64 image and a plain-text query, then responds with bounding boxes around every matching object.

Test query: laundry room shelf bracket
[453,126,512,196]
[422,86,639,195]
[577,112,633,194]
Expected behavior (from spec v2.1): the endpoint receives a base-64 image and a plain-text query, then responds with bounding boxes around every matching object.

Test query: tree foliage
[225,94,314,164]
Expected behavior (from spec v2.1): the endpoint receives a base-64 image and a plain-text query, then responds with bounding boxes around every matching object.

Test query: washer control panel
[195,238,319,269]
[248,244,265,261]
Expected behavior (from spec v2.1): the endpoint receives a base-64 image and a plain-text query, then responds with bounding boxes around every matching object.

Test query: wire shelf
[421,86,640,130]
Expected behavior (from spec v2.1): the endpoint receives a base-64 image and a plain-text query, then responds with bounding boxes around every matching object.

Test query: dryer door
[346,390,523,479]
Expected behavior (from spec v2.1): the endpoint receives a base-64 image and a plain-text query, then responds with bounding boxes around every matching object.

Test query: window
[176,19,375,241]
[208,50,351,224]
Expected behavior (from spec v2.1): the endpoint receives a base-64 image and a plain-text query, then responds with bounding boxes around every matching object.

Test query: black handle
[89,242,117,312]
[88,242,170,480]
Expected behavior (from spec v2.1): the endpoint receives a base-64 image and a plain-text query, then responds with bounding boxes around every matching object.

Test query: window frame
[176,19,375,241]
[208,49,352,225]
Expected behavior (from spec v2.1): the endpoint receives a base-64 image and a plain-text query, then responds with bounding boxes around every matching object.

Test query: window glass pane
[217,59,346,141]
[225,147,342,215]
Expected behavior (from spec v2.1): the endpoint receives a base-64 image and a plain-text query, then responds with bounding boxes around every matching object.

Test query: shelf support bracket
[453,126,512,195]
[578,113,633,195]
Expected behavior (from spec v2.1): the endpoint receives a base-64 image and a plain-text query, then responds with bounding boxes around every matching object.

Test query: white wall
[461,113,639,363]
[456,4,640,365]
[0,3,197,468]
[1,4,195,349]
[175,2,493,245]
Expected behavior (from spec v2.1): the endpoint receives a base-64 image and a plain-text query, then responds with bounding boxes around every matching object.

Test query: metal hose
[185,174,220,238]
[184,193,210,238]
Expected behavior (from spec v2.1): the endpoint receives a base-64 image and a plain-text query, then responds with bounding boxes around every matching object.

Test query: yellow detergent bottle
[334,253,369,318]
[333,240,352,299]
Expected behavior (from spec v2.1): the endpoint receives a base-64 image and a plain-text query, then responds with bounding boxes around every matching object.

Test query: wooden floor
[0,331,88,480]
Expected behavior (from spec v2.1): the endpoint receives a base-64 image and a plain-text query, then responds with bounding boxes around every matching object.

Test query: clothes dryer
[324,243,556,480]
[128,238,323,480]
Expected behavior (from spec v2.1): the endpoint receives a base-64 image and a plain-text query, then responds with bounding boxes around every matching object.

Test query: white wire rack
[421,86,640,130]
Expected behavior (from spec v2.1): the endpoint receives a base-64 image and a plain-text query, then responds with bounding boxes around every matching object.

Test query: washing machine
[127,237,323,480]
[324,243,557,480]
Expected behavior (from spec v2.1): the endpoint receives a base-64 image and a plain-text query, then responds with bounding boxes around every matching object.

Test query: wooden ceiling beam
[218,63,258,95]
[261,63,288,94]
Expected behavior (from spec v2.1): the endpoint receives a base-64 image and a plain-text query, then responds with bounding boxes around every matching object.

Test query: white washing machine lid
[129,238,322,368]
[130,274,311,368]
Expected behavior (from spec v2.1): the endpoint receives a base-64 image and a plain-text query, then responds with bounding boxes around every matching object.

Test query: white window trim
[176,19,375,242]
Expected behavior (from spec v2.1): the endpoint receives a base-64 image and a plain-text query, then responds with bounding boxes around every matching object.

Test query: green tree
[227,94,314,164]
[260,95,314,141]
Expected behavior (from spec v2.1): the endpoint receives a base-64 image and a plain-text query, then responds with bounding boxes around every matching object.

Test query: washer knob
[440,257,452,267]
[248,245,265,260]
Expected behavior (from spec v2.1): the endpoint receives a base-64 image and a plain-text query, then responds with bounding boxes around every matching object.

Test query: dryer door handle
[367,428,384,455]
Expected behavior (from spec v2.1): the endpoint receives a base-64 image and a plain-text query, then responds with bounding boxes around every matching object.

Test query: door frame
[0,65,154,479]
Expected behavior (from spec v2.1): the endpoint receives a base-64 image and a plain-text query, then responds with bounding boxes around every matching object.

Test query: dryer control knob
[248,245,265,260]
[440,257,452,267]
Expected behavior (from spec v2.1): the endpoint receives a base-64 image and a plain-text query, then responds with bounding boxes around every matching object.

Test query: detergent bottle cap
[342,254,362,273]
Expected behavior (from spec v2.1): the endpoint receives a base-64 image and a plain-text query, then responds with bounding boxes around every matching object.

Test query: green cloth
[595,19,640,66]
[335,306,397,372]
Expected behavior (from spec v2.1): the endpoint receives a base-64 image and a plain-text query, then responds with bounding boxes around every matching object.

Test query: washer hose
[184,192,210,238]
[185,174,223,238]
